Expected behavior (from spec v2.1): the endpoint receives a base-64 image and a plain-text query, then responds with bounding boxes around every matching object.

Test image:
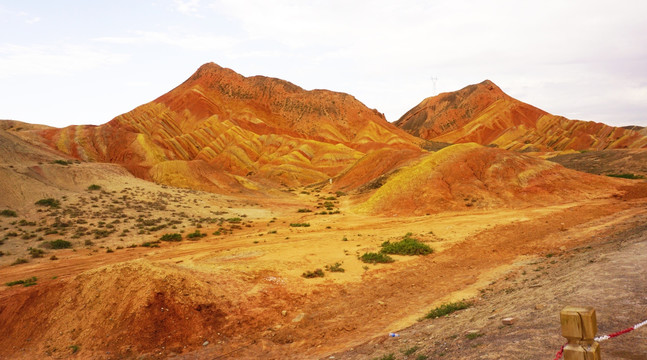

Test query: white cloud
[95,30,235,51]
[0,44,129,79]
[173,0,203,17]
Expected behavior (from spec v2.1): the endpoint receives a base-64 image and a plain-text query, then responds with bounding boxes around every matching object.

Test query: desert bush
[425,301,470,319]
[6,276,37,287]
[466,332,483,340]
[160,233,182,242]
[403,346,419,356]
[380,233,433,255]
[35,198,60,208]
[87,184,101,190]
[360,252,394,264]
[140,241,160,248]
[325,262,345,272]
[28,247,45,258]
[46,239,72,249]
[226,217,242,223]
[290,223,310,227]
[0,209,17,217]
[52,159,72,165]
[302,268,325,278]
[297,208,312,213]
[11,258,28,265]
[186,230,206,239]
[335,191,346,197]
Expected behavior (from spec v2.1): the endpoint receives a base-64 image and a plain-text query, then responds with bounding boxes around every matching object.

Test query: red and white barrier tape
[553,319,647,359]
[594,319,647,342]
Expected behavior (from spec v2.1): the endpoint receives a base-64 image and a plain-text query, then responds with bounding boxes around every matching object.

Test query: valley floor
[1,184,646,359]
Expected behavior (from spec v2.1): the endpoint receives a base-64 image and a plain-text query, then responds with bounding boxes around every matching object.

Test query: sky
[1,0,646,128]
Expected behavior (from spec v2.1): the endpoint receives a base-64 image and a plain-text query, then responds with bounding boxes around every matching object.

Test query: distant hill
[395,80,647,151]
[35,63,421,192]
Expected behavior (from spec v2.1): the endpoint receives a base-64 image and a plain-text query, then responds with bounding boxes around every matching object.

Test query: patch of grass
[140,241,160,248]
[380,233,433,255]
[87,184,102,190]
[403,346,419,356]
[373,354,395,360]
[360,252,394,264]
[6,276,37,287]
[0,209,17,217]
[28,247,46,258]
[160,233,182,242]
[297,208,312,213]
[69,344,79,354]
[186,230,206,239]
[302,268,325,278]
[606,173,645,179]
[46,239,72,249]
[35,198,61,208]
[290,223,310,227]
[466,332,484,340]
[226,217,242,223]
[335,191,346,197]
[325,262,345,272]
[52,159,72,166]
[416,355,428,360]
[425,301,471,319]
[11,258,28,266]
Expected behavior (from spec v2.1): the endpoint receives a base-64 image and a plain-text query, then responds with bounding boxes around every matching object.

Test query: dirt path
[327,206,647,359]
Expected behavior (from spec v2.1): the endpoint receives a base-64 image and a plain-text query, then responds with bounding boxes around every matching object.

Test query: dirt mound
[0,260,232,359]
[36,63,420,192]
[356,143,626,215]
[395,81,647,151]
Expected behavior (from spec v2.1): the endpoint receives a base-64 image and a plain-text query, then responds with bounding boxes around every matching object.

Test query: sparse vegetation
[35,198,60,208]
[381,233,433,255]
[466,332,484,340]
[11,258,28,266]
[87,184,102,190]
[403,346,419,356]
[325,262,345,272]
[0,209,17,217]
[302,268,325,278]
[290,222,310,227]
[373,354,395,360]
[52,159,73,166]
[6,276,37,287]
[160,233,182,242]
[187,230,206,239]
[297,208,312,213]
[28,247,46,258]
[360,252,394,264]
[425,301,471,319]
[46,239,72,249]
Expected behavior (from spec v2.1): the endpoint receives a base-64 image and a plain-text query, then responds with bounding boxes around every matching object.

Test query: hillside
[36,63,421,192]
[356,143,626,216]
[395,81,647,151]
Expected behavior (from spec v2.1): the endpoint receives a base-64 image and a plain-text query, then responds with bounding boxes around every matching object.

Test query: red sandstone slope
[356,143,627,216]
[395,81,647,151]
[38,63,421,191]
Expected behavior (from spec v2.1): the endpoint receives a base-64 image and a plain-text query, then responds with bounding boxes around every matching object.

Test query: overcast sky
[2,0,646,128]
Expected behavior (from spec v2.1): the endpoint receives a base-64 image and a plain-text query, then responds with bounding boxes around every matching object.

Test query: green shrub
[187,230,206,239]
[403,346,419,356]
[374,354,395,360]
[360,252,394,264]
[140,241,160,248]
[35,198,60,208]
[325,262,345,272]
[11,258,28,266]
[28,247,45,258]
[160,233,182,242]
[302,269,325,278]
[297,208,312,213]
[425,301,470,319]
[0,209,17,217]
[6,276,37,287]
[52,159,72,166]
[380,234,433,255]
[87,184,101,190]
[226,217,242,223]
[47,239,72,249]
[466,332,484,340]
[290,223,310,227]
